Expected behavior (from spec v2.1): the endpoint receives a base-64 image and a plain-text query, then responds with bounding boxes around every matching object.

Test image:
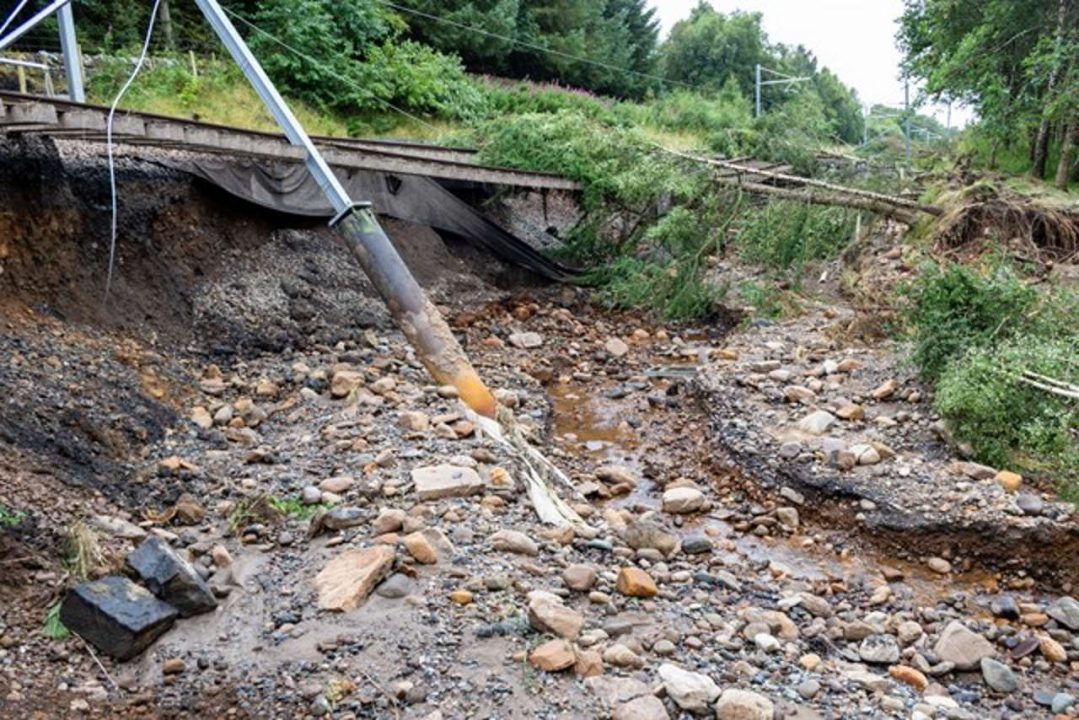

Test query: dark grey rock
[1046,596,1079,631]
[1016,493,1044,516]
[375,574,411,599]
[126,537,217,617]
[60,576,178,661]
[681,536,713,554]
[980,657,1018,693]
[990,595,1020,620]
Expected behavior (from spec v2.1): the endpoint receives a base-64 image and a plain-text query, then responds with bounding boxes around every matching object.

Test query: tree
[898,0,1079,181]
[661,3,767,96]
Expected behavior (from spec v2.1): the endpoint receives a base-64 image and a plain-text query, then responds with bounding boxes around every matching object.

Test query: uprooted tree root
[933,188,1079,262]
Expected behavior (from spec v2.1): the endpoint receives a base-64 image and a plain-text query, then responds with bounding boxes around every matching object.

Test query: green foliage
[905,260,1078,497]
[736,200,856,276]
[935,335,1077,492]
[623,81,753,155]
[661,4,766,96]
[43,603,70,642]
[268,495,330,520]
[904,262,1039,382]
[0,505,25,529]
[898,0,1079,183]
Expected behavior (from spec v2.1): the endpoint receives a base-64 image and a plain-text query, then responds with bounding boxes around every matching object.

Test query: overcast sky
[647,0,969,127]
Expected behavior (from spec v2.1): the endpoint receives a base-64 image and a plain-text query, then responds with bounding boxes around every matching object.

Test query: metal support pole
[754,63,761,118]
[0,0,72,52]
[191,0,497,417]
[57,1,84,102]
[904,80,912,164]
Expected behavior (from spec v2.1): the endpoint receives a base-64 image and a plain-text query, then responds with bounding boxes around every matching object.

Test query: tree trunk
[1035,0,1068,179]
[1032,120,1052,179]
[160,0,175,51]
[1055,120,1077,190]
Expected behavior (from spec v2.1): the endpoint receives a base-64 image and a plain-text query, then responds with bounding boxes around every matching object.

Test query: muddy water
[546,371,1001,609]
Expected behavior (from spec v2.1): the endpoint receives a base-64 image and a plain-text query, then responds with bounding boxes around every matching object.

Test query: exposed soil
[0,139,1077,720]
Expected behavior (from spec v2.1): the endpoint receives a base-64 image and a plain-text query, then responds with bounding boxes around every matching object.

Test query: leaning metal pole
[192,0,497,417]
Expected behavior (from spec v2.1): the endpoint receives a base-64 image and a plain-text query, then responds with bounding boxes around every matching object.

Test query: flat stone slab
[60,576,178,661]
[315,545,396,611]
[411,464,485,501]
[126,537,217,617]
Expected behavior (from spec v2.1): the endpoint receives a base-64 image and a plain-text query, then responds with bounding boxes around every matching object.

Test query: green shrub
[0,504,24,529]
[935,334,1078,493]
[904,262,1038,381]
[736,199,856,276]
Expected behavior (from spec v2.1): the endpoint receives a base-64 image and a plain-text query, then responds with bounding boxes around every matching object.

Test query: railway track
[0,91,581,192]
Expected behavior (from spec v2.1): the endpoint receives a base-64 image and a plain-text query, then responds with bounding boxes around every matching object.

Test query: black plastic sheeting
[167,157,580,282]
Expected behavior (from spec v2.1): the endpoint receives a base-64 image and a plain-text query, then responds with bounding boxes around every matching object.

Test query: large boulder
[60,576,178,661]
[126,537,216,617]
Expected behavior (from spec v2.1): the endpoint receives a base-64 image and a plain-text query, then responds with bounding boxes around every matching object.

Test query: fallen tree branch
[657,146,944,217]
[720,178,923,225]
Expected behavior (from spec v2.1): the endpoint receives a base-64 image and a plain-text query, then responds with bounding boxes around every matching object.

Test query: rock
[713,689,774,720]
[797,410,836,435]
[612,695,669,720]
[850,443,881,465]
[320,507,364,531]
[162,658,186,675]
[375,574,412,599]
[927,557,952,574]
[596,465,637,487]
[860,634,900,664]
[980,657,1018,693]
[602,643,644,668]
[89,515,147,541]
[657,663,720,712]
[783,386,816,403]
[529,639,575,672]
[682,536,713,554]
[934,621,995,670]
[605,337,630,357]
[403,532,438,564]
[508,332,543,349]
[799,654,821,671]
[1052,693,1075,713]
[1039,635,1067,663]
[622,519,677,556]
[330,370,363,398]
[796,679,820,700]
[994,470,1022,492]
[528,592,584,640]
[653,639,676,656]
[616,567,657,598]
[836,404,865,420]
[319,475,354,494]
[314,546,396,612]
[897,620,924,645]
[126,537,217,617]
[373,508,407,535]
[1046,596,1079,630]
[1016,493,1044,516]
[797,593,833,618]
[754,633,779,652]
[574,649,604,678]
[398,411,429,432]
[777,441,802,459]
[889,665,928,691]
[871,379,898,400]
[59,576,178,661]
[990,595,1020,620]
[449,589,474,605]
[412,464,485,501]
[662,486,704,514]
[775,507,799,530]
[489,529,538,556]
[563,564,597,592]
[190,406,213,430]
[949,461,997,480]
[301,486,323,505]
